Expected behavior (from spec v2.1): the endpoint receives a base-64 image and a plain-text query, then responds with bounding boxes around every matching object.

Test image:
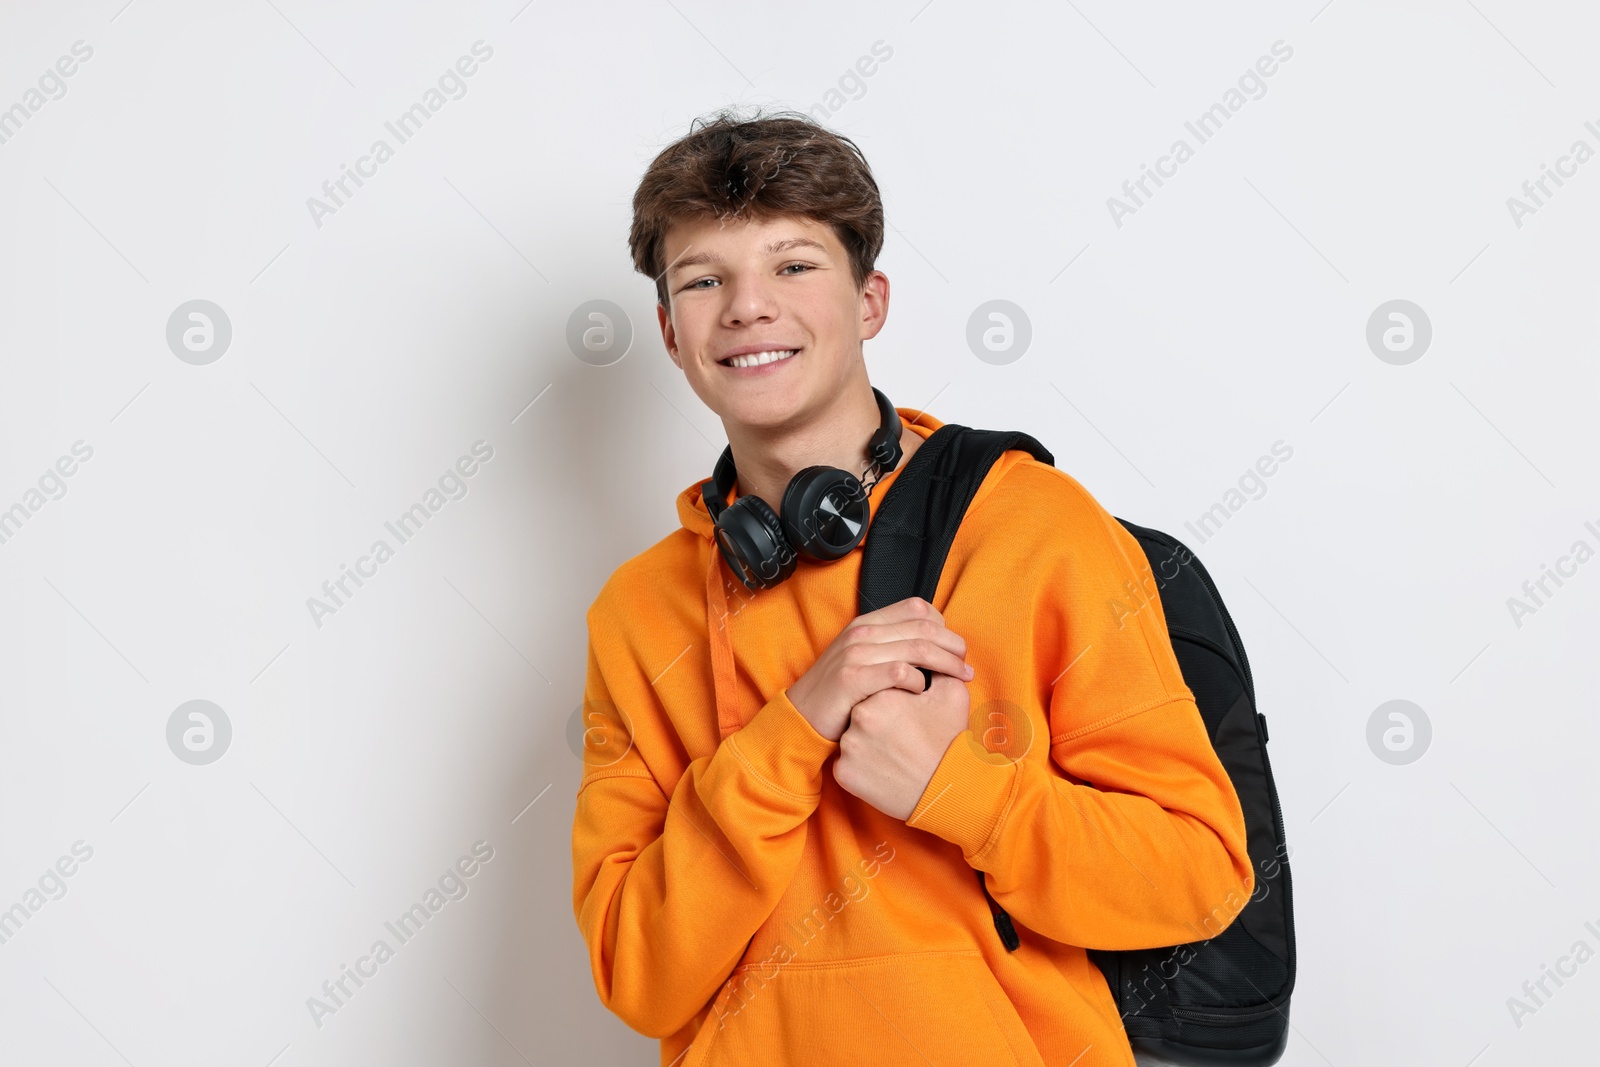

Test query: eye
[682,276,719,291]
[780,262,814,275]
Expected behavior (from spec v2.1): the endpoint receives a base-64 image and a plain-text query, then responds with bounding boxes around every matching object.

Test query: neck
[721,384,913,514]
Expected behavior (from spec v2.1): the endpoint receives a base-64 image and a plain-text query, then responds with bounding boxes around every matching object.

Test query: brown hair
[628,108,884,308]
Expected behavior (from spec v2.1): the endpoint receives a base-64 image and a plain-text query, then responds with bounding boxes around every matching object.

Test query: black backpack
[858,423,1296,1066]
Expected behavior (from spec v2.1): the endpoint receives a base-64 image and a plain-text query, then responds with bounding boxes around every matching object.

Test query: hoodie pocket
[689,948,1047,1067]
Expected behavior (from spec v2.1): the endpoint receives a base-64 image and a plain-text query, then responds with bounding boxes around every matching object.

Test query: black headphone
[702,387,904,592]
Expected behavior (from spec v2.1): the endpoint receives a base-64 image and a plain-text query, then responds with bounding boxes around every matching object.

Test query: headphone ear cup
[781,466,871,563]
[714,494,796,590]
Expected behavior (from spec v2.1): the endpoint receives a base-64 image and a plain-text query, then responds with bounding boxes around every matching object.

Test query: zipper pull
[991,908,1021,951]
[976,870,1021,951]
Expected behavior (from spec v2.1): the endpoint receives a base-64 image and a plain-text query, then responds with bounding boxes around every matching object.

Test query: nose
[720,270,779,328]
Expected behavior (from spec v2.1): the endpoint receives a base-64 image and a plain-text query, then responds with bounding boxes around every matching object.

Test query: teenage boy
[571,109,1254,1067]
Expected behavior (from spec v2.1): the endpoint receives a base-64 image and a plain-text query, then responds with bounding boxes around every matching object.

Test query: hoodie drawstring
[706,546,746,743]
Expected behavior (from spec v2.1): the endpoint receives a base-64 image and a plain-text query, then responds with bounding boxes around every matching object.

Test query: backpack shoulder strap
[855,421,1055,953]
[857,424,1054,616]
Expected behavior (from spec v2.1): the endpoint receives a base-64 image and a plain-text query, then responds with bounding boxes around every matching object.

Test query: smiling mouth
[718,348,800,369]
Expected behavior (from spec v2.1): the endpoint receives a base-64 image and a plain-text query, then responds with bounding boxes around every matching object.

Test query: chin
[740,373,831,417]
[719,390,807,430]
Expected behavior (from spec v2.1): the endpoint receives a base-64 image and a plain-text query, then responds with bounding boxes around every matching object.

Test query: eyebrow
[666,237,828,276]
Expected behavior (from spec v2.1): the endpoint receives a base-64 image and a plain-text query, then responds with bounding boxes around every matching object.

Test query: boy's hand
[832,671,971,822]
[786,596,974,743]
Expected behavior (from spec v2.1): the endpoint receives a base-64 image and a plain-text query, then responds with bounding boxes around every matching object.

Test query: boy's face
[656,213,888,433]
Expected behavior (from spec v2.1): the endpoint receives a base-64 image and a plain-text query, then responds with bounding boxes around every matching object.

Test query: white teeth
[724,349,797,369]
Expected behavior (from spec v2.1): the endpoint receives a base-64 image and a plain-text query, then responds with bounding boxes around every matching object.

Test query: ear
[657,302,681,369]
[858,269,890,342]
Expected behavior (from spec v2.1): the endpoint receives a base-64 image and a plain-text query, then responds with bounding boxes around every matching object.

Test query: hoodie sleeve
[571,611,837,1038]
[904,475,1255,951]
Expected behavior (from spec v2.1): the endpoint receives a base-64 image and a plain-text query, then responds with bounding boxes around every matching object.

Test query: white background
[2,1,1597,1064]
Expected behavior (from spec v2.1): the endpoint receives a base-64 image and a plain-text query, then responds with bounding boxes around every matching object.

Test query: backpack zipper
[1169,994,1290,1024]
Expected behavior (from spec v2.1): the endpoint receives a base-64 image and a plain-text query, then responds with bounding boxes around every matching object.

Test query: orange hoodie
[571,406,1255,1067]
